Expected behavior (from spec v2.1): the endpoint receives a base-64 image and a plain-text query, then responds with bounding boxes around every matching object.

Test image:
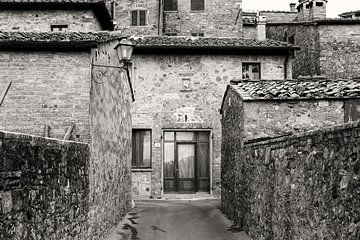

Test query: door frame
[161,129,212,195]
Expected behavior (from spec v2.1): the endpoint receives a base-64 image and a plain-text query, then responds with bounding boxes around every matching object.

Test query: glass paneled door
[164,131,210,193]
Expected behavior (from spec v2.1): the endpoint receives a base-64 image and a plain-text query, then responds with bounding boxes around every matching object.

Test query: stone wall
[0,51,91,142]
[0,10,101,31]
[244,100,344,141]
[0,131,90,239]
[132,53,289,197]
[113,0,159,35]
[318,24,360,79]
[163,0,242,37]
[259,11,297,23]
[222,121,360,240]
[266,23,320,79]
[88,41,132,239]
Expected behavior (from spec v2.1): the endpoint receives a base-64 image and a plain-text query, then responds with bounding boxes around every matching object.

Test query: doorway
[163,131,210,193]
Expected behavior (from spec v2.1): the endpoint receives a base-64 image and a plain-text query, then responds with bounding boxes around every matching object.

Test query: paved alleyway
[105,200,251,240]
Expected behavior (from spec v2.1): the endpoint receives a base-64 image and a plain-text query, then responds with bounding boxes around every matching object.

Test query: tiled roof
[130,36,299,50]
[0,31,120,48]
[229,79,360,101]
[0,0,101,3]
[0,0,113,30]
[339,10,360,17]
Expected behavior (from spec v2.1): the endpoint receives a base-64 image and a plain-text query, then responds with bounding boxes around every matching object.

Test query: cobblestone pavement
[105,199,252,240]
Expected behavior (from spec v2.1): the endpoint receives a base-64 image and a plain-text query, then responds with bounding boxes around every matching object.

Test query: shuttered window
[191,0,205,11]
[164,0,178,11]
[131,10,146,26]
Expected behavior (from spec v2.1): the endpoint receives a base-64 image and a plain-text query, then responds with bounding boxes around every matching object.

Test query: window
[288,35,295,44]
[164,0,178,11]
[316,2,324,7]
[191,32,204,37]
[165,32,178,36]
[131,10,146,26]
[191,0,205,11]
[50,24,68,32]
[132,130,151,168]
[242,63,261,80]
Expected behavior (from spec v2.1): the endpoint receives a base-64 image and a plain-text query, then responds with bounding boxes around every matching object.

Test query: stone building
[0,0,113,31]
[129,36,298,198]
[339,10,360,19]
[0,31,134,239]
[112,0,243,37]
[221,78,360,143]
[243,0,360,79]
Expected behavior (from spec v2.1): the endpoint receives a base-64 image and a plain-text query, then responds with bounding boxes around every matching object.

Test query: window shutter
[139,10,146,26]
[131,10,138,26]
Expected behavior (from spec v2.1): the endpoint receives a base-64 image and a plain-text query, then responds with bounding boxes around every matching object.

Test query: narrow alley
[105,200,251,240]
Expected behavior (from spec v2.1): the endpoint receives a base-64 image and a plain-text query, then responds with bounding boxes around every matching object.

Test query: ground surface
[105,199,251,240]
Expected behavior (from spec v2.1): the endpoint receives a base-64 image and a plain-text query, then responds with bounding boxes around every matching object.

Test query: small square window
[131,10,146,26]
[316,2,324,7]
[132,129,152,168]
[164,0,178,11]
[242,63,261,80]
[191,0,205,11]
[191,32,204,37]
[165,32,178,36]
[51,24,68,32]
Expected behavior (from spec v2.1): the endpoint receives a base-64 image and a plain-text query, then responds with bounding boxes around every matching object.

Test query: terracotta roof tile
[230,79,360,101]
[130,36,299,50]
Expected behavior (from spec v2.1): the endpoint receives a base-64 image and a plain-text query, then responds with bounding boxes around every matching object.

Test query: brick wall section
[318,24,360,79]
[0,51,91,142]
[132,53,288,197]
[0,10,101,31]
[222,122,360,240]
[88,41,132,239]
[244,100,344,140]
[266,24,320,79]
[0,131,90,239]
[163,0,242,37]
[113,0,159,35]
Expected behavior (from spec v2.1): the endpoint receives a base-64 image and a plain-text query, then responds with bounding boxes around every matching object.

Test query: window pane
[132,130,151,168]
[164,132,174,141]
[198,132,209,142]
[164,0,178,11]
[178,144,195,178]
[131,11,138,26]
[164,142,175,177]
[176,132,195,141]
[191,0,204,11]
[139,10,146,26]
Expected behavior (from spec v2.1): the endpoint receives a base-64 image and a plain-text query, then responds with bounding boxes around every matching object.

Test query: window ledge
[190,10,205,13]
[180,89,193,92]
[132,168,154,172]
[164,10,179,13]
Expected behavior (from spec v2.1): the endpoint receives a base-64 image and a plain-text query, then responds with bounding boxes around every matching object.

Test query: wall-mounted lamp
[92,38,136,102]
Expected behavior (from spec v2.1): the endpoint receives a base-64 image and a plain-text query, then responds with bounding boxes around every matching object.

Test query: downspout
[284,51,290,79]
[158,0,163,35]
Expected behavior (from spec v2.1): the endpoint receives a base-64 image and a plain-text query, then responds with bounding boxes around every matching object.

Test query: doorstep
[133,192,218,201]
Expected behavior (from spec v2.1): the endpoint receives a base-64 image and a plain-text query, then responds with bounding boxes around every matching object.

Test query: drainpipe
[158,0,163,35]
[284,54,289,79]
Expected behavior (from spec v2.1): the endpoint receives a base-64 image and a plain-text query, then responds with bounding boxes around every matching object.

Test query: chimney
[290,3,296,12]
[257,16,267,41]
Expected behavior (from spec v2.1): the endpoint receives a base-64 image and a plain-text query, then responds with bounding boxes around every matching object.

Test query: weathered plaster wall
[243,25,257,39]
[163,0,242,37]
[244,100,344,140]
[88,41,132,239]
[113,0,159,35]
[0,131,90,240]
[0,51,91,142]
[319,24,360,79]
[222,122,360,240]
[266,24,320,79]
[259,11,297,23]
[132,53,288,197]
[0,10,101,31]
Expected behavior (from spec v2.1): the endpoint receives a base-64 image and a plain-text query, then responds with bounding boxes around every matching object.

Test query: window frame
[242,62,261,80]
[164,0,178,11]
[132,129,152,169]
[191,0,205,12]
[131,9,147,26]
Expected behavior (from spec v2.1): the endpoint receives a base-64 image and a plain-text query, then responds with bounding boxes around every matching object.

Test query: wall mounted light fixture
[91,38,136,102]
